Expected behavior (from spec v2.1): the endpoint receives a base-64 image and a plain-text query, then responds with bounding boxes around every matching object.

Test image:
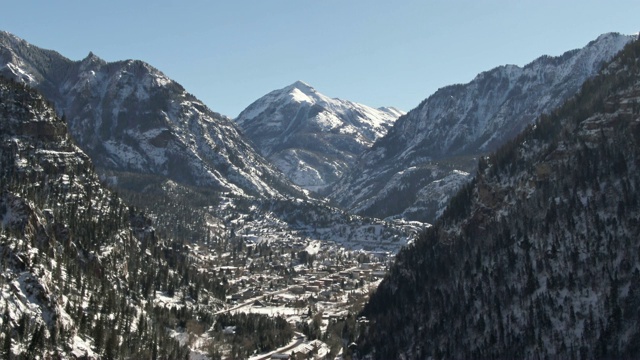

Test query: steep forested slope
[0,78,229,358]
[358,37,640,359]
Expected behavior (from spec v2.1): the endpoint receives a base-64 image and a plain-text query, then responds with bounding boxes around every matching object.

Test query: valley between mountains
[0,30,639,359]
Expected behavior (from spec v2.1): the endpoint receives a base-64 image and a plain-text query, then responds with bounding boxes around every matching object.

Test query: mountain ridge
[0,30,303,200]
[329,32,635,222]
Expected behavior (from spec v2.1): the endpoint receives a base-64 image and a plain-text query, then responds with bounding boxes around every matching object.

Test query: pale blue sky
[1,1,638,117]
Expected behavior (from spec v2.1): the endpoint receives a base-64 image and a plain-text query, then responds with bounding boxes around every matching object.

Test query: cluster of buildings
[183,224,396,358]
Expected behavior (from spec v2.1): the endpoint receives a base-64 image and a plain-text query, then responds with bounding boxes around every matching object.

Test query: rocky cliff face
[0,31,301,199]
[329,33,635,222]
[358,37,640,359]
[236,81,402,191]
[0,78,204,358]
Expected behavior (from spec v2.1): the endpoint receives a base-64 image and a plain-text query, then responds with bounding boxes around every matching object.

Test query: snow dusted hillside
[236,81,403,191]
[330,32,636,222]
[0,31,301,200]
[0,78,202,358]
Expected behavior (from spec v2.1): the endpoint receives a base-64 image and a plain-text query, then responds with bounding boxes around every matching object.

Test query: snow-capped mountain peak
[236,81,404,191]
[286,80,319,104]
[287,80,315,92]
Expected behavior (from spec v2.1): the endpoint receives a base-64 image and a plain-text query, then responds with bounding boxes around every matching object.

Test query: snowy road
[249,332,305,360]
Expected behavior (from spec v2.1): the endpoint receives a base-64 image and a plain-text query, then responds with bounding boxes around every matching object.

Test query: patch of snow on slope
[290,87,315,104]
[6,63,36,85]
[315,111,343,132]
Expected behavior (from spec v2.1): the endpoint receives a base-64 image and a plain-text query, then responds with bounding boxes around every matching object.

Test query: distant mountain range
[327,32,635,223]
[225,32,633,224]
[0,30,420,253]
[235,80,403,191]
[3,30,630,226]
